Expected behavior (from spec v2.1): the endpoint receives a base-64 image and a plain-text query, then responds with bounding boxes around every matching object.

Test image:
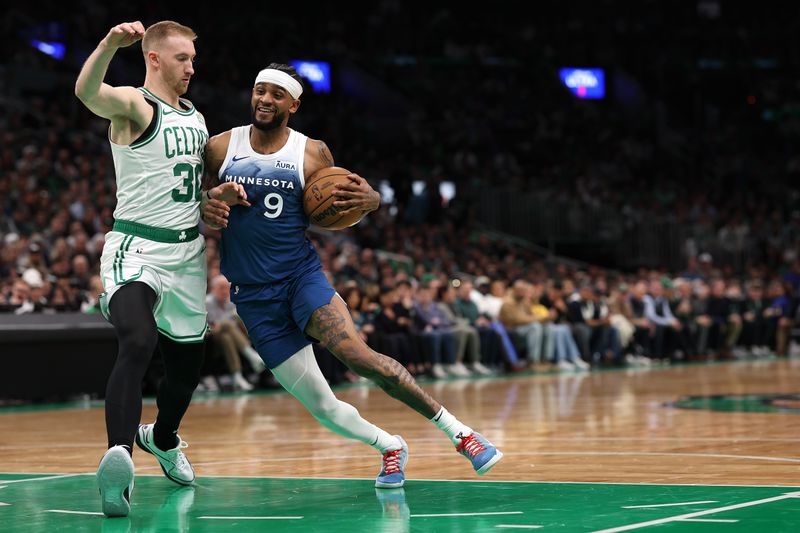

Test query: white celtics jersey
[109,87,209,229]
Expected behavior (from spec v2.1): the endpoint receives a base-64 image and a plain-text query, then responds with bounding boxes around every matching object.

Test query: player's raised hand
[103,21,146,49]
[211,182,251,207]
[332,174,381,215]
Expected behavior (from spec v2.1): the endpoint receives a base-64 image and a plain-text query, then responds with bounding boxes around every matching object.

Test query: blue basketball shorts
[231,268,336,369]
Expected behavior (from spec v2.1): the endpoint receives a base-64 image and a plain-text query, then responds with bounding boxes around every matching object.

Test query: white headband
[254,68,303,99]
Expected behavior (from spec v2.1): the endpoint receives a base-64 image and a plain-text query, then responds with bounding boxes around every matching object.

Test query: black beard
[252,108,285,131]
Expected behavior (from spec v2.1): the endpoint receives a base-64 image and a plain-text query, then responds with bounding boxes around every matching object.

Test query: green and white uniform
[99,87,210,343]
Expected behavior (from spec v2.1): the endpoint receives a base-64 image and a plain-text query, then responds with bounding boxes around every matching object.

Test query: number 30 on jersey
[171,162,203,202]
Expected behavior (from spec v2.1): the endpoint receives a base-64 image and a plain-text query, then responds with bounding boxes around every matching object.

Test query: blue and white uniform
[218,126,335,368]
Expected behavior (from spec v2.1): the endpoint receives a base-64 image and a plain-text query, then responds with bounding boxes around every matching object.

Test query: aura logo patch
[275,160,296,170]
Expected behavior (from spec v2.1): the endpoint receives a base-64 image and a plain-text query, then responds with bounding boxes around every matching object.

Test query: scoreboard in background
[559,68,605,99]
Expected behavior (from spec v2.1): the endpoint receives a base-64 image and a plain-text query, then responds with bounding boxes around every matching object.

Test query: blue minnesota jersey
[218,126,320,285]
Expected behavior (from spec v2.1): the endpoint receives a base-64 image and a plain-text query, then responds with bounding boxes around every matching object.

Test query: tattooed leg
[306,296,441,418]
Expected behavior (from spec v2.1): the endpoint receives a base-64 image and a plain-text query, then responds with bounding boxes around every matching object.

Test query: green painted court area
[1,474,799,532]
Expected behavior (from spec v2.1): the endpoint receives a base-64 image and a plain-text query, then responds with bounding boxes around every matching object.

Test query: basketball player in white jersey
[202,64,503,490]
[75,20,245,517]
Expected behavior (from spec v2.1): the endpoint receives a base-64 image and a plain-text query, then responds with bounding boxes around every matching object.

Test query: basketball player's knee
[174,361,203,389]
[162,363,201,394]
[309,396,346,422]
[172,378,198,398]
[119,327,158,361]
[175,362,202,385]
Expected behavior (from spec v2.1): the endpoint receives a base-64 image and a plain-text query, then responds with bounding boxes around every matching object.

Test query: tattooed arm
[304,138,335,178]
[304,138,381,216]
[203,131,231,190]
[201,130,249,229]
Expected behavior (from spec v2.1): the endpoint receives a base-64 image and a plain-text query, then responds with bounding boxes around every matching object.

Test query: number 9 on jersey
[263,192,284,218]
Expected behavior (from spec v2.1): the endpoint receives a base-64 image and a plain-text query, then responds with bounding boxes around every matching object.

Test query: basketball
[303,166,364,229]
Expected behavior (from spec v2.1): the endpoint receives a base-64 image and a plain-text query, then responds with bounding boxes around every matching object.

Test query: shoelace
[381,448,403,475]
[167,440,190,469]
[456,434,486,458]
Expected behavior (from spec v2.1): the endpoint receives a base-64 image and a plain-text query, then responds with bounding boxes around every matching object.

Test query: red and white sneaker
[456,431,503,475]
[375,436,409,488]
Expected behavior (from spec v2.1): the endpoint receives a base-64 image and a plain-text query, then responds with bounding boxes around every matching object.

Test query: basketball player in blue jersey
[201,63,503,488]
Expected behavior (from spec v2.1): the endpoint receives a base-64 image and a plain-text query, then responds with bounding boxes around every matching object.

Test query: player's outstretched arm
[74,21,150,124]
[203,131,231,186]
[201,131,249,229]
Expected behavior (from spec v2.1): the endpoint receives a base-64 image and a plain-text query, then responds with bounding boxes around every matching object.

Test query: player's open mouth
[256,107,275,117]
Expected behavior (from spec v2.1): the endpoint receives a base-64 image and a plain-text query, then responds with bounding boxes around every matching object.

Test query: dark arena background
[2,1,800,531]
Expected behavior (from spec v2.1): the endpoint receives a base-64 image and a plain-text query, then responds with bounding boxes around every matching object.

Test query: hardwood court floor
[1,358,800,531]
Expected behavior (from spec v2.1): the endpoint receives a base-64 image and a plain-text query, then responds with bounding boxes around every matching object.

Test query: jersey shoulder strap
[129,89,161,149]
[218,126,250,180]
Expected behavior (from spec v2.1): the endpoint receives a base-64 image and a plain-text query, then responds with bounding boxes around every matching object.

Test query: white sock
[432,407,472,445]
[372,432,403,454]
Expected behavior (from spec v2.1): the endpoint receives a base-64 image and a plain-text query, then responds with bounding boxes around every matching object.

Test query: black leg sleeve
[105,282,159,450]
[152,333,205,451]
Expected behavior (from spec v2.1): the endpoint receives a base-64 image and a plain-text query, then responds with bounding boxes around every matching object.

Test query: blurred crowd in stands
[3,2,800,390]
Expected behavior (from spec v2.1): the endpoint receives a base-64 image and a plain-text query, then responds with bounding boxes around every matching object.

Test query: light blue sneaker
[456,432,503,475]
[97,445,135,517]
[375,436,408,488]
